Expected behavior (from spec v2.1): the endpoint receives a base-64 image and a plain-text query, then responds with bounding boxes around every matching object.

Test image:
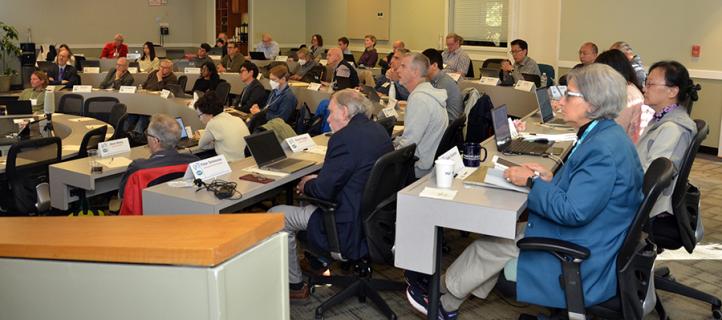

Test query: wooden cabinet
[216,0,249,54]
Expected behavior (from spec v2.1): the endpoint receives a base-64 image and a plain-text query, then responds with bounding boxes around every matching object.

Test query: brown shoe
[289,282,310,300]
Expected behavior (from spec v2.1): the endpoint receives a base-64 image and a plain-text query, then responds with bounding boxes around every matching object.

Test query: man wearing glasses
[99,57,134,90]
[501,39,541,84]
[441,33,471,76]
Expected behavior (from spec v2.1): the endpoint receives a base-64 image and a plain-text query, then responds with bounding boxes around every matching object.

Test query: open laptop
[5,100,33,115]
[491,104,552,156]
[175,117,198,149]
[536,88,567,126]
[244,130,315,173]
[249,51,267,60]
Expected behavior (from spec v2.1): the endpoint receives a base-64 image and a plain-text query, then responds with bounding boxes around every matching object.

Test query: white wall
[249,0,306,47]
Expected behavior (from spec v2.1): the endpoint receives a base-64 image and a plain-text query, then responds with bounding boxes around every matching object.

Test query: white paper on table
[307,82,321,91]
[61,144,80,151]
[244,165,289,178]
[455,167,477,180]
[304,145,327,155]
[419,187,458,200]
[95,156,133,169]
[513,80,535,92]
[167,180,195,188]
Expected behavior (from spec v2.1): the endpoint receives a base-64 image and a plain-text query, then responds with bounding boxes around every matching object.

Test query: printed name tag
[382,106,398,118]
[72,85,93,93]
[557,85,567,95]
[127,67,138,74]
[160,89,172,99]
[285,134,316,152]
[480,76,500,86]
[275,55,288,62]
[119,86,137,94]
[514,80,535,92]
[209,55,221,60]
[98,138,131,157]
[549,86,562,100]
[307,82,321,91]
[184,155,232,181]
[30,99,38,106]
[184,67,201,74]
[83,67,100,74]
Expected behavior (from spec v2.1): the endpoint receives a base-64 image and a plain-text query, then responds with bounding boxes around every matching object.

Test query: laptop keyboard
[176,139,198,149]
[507,140,550,155]
[267,158,304,169]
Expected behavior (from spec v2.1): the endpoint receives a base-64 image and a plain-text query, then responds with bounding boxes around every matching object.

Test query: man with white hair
[611,41,646,87]
[99,57,134,89]
[142,59,178,91]
[100,34,128,58]
[269,89,393,300]
[326,47,359,90]
[255,33,280,60]
[395,52,448,178]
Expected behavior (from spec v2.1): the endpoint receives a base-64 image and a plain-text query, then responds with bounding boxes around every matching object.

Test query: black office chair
[83,97,121,124]
[129,61,140,70]
[521,73,541,88]
[215,81,231,105]
[177,75,188,93]
[301,144,418,319]
[80,59,100,69]
[110,112,129,141]
[247,108,269,133]
[497,157,675,320]
[465,60,475,79]
[434,114,467,159]
[74,55,86,72]
[2,137,62,215]
[70,125,108,216]
[538,63,555,87]
[57,94,84,116]
[482,58,505,70]
[647,120,721,319]
[376,116,396,137]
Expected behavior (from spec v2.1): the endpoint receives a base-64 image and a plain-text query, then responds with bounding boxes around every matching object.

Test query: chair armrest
[298,195,338,212]
[518,237,590,261]
[298,195,345,261]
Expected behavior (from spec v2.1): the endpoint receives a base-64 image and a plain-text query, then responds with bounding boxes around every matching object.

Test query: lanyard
[568,120,599,157]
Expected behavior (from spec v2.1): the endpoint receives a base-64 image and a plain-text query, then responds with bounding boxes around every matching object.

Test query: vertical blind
[450,0,509,46]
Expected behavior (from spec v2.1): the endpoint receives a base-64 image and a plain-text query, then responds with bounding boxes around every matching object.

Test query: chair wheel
[712,308,722,320]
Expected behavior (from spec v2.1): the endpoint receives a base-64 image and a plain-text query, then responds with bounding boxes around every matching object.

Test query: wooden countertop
[0,214,284,267]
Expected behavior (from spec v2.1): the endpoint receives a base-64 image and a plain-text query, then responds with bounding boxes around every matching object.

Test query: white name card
[275,55,289,62]
[209,55,221,61]
[256,73,263,80]
[119,86,137,94]
[307,82,321,91]
[319,59,328,66]
[160,89,173,99]
[382,106,399,118]
[98,138,131,158]
[448,73,462,82]
[285,133,317,153]
[184,67,201,74]
[514,80,535,92]
[127,67,138,74]
[46,85,58,92]
[72,85,93,93]
[184,155,232,181]
[83,67,100,74]
[549,86,562,100]
[30,99,38,106]
[557,85,567,95]
[480,76,500,86]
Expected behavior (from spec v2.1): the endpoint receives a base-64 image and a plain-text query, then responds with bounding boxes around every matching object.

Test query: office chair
[496,157,674,320]
[109,112,129,141]
[119,164,190,215]
[521,73,541,88]
[69,125,107,216]
[177,75,188,93]
[247,108,269,133]
[2,137,62,215]
[647,120,721,319]
[482,58,505,70]
[74,56,86,72]
[215,81,231,105]
[434,114,467,159]
[83,96,120,124]
[376,116,397,137]
[80,59,100,69]
[128,61,140,70]
[57,94,84,116]
[301,144,418,320]
[538,64,555,87]
[465,60,475,79]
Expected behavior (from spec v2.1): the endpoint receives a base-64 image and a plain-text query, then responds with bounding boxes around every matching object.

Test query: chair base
[655,266,722,319]
[309,273,405,320]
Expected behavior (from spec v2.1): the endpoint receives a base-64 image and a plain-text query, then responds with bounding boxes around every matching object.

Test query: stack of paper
[463,166,529,194]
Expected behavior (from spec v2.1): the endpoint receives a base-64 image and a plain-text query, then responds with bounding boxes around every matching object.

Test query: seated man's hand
[513,119,526,132]
[504,166,535,187]
[501,60,514,72]
[297,174,318,194]
[250,104,260,115]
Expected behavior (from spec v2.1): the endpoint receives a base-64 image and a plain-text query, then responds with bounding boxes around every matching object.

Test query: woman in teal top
[19,71,49,112]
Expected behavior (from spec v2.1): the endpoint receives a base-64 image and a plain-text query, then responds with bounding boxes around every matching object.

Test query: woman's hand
[522,163,553,182]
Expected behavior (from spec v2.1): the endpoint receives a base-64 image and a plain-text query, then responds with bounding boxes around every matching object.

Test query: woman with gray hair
[406,63,645,317]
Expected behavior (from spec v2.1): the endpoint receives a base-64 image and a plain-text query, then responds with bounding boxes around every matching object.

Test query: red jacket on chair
[119,164,188,215]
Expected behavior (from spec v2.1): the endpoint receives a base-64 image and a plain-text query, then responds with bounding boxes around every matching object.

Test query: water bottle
[388,81,396,101]
[540,72,548,88]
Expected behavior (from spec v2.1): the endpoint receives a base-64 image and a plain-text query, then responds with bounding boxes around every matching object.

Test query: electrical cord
[194,179,243,200]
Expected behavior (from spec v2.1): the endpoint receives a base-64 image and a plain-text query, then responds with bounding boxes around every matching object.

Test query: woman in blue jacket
[250,64,297,122]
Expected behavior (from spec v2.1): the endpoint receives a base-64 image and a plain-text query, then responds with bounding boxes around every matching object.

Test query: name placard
[160,89,173,99]
[549,86,561,100]
[307,82,321,91]
[119,86,137,94]
[480,76,500,86]
[184,67,201,74]
[275,55,289,62]
[184,155,232,181]
[285,133,316,152]
[98,138,131,158]
[83,67,100,74]
[557,85,567,95]
[209,55,221,61]
[382,106,399,118]
[30,99,38,106]
[127,67,138,74]
[514,80,535,92]
[72,85,93,93]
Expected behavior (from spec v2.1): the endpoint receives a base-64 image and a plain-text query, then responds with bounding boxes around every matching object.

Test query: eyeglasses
[564,91,585,99]
[509,49,523,54]
[644,82,669,88]
[144,129,159,141]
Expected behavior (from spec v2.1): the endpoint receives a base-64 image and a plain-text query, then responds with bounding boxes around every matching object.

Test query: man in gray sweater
[422,48,464,122]
[394,52,448,178]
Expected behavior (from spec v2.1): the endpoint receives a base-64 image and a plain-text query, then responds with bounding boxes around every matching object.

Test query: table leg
[428,226,442,320]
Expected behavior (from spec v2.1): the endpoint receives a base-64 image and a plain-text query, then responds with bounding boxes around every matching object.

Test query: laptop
[491,104,552,156]
[0,95,20,106]
[249,51,267,60]
[5,100,33,115]
[175,117,198,149]
[536,88,567,126]
[244,130,316,173]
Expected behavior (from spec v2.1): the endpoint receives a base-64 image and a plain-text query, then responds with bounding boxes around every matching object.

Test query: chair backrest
[361,144,417,265]
[80,59,100,69]
[538,64,555,87]
[465,60,474,78]
[670,119,709,252]
[167,49,186,60]
[482,58,504,70]
[57,94,84,116]
[521,73,541,88]
[615,157,675,320]
[215,81,231,105]
[434,114,467,159]
[376,116,396,137]
[177,75,188,92]
[74,56,86,71]
[83,96,120,123]
[120,164,189,215]
[5,137,62,214]
[77,125,108,158]
[110,113,129,141]
[129,61,139,69]
[108,103,127,130]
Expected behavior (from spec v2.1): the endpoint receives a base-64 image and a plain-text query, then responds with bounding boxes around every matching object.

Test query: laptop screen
[175,117,188,139]
[491,104,512,147]
[536,88,554,123]
[244,130,287,167]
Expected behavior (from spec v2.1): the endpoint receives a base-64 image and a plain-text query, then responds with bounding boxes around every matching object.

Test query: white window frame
[444,0,519,55]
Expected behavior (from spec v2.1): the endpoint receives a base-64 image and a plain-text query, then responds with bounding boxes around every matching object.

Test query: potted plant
[0,22,21,92]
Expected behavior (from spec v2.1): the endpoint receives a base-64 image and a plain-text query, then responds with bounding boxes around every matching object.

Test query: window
[449,0,509,48]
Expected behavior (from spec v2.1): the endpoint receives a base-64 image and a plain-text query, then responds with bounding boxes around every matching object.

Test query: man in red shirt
[100,34,128,58]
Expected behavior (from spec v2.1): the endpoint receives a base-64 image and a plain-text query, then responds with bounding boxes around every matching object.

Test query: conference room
[1,0,721,319]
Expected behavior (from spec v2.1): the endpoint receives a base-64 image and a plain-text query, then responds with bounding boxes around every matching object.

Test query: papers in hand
[463,166,529,193]
[95,157,133,169]
[419,187,458,200]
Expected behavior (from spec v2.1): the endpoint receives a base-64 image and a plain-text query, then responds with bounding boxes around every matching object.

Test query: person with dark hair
[442,33,470,76]
[192,43,214,67]
[337,37,351,55]
[215,38,227,57]
[637,60,699,217]
[309,34,324,61]
[250,65,297,122]
[235,61,268,113]
[501,39,540,84]
[358,34,378,67]
[218,41,245,73]
[194,91,250,161]
[595,49,645,143]
[139,42,159,72]
[422,48,463,121]
[191,61,223,93]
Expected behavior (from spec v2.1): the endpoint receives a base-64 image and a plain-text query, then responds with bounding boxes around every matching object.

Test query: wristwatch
[526,171,541,188]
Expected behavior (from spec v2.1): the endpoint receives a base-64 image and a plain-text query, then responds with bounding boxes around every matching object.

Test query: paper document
[61,144,80,151]
[463,166,529,194]
[304,145,327,155]
[243,165,289,178]
[419,187,458,200]
[68,118,94,122]
[95,157,133,169]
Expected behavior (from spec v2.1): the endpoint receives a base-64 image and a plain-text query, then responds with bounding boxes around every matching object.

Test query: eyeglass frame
[563,90,585,99]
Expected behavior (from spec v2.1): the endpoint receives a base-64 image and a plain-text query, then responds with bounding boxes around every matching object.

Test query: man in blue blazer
[47,49,80,89]
[270,89,393,300]
[406,64,644,319]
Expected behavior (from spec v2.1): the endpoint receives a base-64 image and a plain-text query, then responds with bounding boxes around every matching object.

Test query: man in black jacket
[234,61,268,113]
[48,49,80,88]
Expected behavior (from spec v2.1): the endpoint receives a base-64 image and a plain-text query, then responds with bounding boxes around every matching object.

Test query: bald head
[392,40,405,52]
[579,42,598,65]
[327,47,342,65]
[262,33,273,43]
[114,34,124,46]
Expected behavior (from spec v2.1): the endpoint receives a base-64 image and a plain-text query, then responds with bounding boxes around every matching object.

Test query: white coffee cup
[435,159,455,188]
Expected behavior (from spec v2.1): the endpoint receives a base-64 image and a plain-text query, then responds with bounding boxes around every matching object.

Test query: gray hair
[610,41,633,54]
[403,52,430,77]
[147,113,181,150]
[396,48,410,55]
[331,89,371,119]
[566,63,627,120]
